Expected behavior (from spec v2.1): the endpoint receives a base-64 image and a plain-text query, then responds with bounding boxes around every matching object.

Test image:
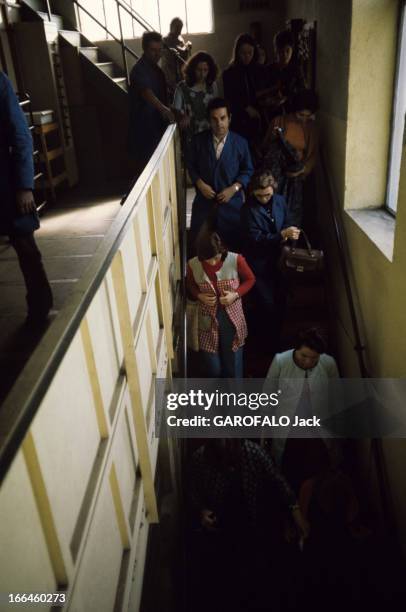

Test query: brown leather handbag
[278,231,324,276]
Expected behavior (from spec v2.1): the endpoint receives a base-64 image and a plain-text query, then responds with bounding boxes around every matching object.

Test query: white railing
[0,125,182,612]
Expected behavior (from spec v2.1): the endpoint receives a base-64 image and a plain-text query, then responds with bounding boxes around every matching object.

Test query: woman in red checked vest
[186,228,255,377]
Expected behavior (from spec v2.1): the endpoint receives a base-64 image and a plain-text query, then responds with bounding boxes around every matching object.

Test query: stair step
[79,47,99,62]
[59,29,82,46]
[112,77,128,91]
[96,62,115,77]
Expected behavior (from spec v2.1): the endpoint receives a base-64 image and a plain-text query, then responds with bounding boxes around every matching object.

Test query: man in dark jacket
[0,71,52,324]
[128,31,175,177]
[187,97,253,251]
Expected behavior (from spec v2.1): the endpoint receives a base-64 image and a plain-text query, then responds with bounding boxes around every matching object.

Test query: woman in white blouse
[266,327,340,491]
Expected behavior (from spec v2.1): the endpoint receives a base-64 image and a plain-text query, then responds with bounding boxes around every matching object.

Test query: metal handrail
[73,0,138,86]
[73,0,187,87]
[319,148,398,543]
[115,0,187,66]
[319,149,368,377]
[0,125,177,486]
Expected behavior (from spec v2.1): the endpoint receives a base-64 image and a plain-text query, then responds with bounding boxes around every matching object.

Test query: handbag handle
[290,230,313,256]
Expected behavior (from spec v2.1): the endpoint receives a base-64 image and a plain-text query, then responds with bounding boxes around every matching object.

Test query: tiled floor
[0,181,126,403]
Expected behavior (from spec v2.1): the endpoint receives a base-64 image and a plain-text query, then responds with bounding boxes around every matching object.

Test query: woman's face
[278,44,293,66]
[257,47,267,65]
[296,109,314,123]
[195,61,210,84]
[238,43,255,66]
[294,345,320,370]
[204,253,222,266]
[253,186,274,205]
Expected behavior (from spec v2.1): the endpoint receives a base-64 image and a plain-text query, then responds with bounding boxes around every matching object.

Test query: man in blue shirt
[0,71,52,325]
[128,31,175,177]
[187,98,254,251]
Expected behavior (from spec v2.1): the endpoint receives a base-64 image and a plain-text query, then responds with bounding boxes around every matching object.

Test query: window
[387,3,406,215]
[77,0,213,42]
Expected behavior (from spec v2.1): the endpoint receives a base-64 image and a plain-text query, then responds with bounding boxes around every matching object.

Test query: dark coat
[128,55,168,163]
[222,62,264,143]
[0,71,36,235]
[187,129,253,251]
[241,194,289,306]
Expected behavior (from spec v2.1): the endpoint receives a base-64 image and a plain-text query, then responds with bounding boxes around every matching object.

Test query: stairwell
[17,0,136,182]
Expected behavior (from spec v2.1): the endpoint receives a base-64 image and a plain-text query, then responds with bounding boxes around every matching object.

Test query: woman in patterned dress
[173,51,219,146]
[186,228,255,378]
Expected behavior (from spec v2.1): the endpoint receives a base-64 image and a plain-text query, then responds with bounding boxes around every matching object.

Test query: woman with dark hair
[173,51,219,143]
[266,326,340,491]
[257,44,269,66]
[222,33,263,148]
[241,169,300,346]
[186,227,255,377]
[263,29,307,117]
[262,88,319,227]
[188,438,309,609]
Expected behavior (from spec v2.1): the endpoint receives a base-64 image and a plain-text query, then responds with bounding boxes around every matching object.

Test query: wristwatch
[234,183,241,193]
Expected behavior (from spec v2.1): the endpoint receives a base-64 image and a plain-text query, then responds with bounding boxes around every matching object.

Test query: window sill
[345,208,395,262]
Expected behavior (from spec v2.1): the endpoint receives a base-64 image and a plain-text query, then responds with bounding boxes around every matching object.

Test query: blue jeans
[200,307,243,378]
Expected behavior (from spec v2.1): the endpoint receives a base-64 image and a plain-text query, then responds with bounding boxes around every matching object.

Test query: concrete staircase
[19,1,130,96]
[59,29,128,97]
[18,0,135,181]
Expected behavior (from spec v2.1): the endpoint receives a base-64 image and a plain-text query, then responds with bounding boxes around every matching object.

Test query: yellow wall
[343,0,405,376]
[346,0,398,210]
[285,0,406,555]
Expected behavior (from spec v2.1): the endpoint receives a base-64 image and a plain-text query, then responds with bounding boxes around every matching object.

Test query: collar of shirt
[213,133,228,159]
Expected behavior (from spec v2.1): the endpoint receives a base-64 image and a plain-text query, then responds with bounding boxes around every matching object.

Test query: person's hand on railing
[161,106,176,124]
[281,226,301,241]
[196,178,216,200]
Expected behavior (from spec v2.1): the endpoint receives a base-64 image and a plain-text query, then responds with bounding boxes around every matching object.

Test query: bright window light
[77,0,213,42]
[78,0,106,41]
[185,0,213,34]
[159,0,186,36]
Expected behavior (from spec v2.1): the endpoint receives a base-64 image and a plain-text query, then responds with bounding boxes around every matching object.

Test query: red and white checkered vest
[188,252,248,353]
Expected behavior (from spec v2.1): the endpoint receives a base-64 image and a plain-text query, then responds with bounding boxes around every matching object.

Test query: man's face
[209,107,231,138]
[145,41,162,64]
[171,21,183,37]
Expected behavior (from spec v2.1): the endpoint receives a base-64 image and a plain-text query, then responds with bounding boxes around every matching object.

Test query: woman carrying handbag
[241,169,301,349]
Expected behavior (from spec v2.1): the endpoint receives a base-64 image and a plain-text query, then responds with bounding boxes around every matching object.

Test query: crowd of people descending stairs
[126,19,403,611]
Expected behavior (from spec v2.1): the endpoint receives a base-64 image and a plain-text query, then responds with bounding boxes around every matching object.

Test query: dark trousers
[9,232,53,319]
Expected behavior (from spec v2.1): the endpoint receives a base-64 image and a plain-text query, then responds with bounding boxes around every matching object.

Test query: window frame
[386,1,406,216]
[77,0,214,40]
